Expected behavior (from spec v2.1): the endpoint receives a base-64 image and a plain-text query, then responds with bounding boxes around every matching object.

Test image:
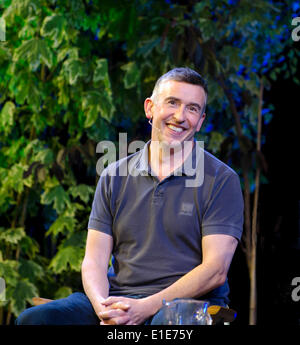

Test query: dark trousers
[15,292,159,325]
[15,292,100,325]
[15,292,227,325]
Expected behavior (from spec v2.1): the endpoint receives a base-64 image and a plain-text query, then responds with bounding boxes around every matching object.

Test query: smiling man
[144,74,207,181]
[16,67,244,326]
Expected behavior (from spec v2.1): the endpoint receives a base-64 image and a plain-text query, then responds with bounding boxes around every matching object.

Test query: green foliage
[0,0,298,324]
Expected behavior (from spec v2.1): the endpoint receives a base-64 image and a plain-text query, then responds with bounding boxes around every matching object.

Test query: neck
[148,140,194,179]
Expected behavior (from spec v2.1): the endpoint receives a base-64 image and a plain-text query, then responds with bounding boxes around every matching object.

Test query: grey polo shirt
[88,140,244,304]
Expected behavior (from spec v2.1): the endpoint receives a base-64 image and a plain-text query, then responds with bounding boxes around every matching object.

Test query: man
[16,67,244,325]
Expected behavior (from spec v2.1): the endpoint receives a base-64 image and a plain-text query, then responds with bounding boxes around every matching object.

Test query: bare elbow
[81,256,95,276]
[217,273,227,287]
[81,256,89,271]
[214,266,227,288]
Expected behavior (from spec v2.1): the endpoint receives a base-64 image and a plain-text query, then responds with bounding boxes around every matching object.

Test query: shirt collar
[134,139,203,177]
[134,140,151,174]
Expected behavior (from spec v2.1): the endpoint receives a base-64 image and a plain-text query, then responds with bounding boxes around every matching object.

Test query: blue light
[292,2,300,12]
[205,124,214,133]
[262,52,271,67]
[262,108,269,115]
[237,64,245,75]
[277,56,285,63]
[94,28,100,41]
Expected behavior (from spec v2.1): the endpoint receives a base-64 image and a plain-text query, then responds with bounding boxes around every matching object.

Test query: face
[144,80,206,146]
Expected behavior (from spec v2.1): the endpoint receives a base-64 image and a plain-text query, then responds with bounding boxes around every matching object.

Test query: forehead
[157,80,206,104]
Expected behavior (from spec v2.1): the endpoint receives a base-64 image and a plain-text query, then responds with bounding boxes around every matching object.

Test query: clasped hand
[98,296,153,325]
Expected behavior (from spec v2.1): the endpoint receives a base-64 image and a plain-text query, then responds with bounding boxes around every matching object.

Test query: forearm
[145,262,225,315]
[81,259,110,315]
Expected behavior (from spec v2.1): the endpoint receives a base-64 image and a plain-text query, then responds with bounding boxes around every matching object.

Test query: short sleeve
[202,172,244,241]
[87,171,113,236]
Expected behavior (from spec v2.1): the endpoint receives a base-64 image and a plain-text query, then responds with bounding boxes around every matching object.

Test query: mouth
[166,123,186,134]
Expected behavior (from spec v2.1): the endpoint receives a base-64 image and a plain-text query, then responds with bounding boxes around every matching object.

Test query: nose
[173,104,186,122]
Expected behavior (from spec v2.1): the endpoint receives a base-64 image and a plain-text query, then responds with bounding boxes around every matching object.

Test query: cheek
[188,117,202,131]
[154,110,167,123]
[195,117,205,131]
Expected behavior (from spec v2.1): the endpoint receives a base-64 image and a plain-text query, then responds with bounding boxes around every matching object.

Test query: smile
[167,124,185,133]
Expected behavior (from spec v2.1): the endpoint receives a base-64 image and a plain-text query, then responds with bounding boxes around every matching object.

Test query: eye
[188,105,197,112]
[168,99,177,105]
[187,105,200,114]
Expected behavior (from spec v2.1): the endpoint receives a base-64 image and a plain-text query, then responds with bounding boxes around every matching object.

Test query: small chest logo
[179,202,194,216]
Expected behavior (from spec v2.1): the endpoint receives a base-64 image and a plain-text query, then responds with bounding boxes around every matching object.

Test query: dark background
[229,74,300,325]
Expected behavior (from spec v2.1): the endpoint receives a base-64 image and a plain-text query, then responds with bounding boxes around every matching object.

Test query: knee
[16,306,44,325]
[16,305,57,325]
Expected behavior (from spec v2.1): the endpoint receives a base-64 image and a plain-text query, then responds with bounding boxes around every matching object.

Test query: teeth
[167,124,183,133]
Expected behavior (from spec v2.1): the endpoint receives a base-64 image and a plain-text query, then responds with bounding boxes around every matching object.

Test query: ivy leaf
[69,184,94,203]
[93,58,109,85]
[82,90,115,127]
[57,47,78,63]
[55,75,69,107]
[0,260,19,286]
[3,0,41,21]
[136,38,160,58]
[61,232,86,249]
[54,286,72,299]
[0,45,11,63]
[9,70,41,111]
[13,38,53,71]
[96,92,114,123]
[34,148,54,165]
[19,259,44,283]
[46,216,77,238]
[41,185,71,214]
[0,101,15,134]
[2,163,27,194]
[121,61,140,89]
[63,59,88,85]
[19,236,40,259]
[48,246,84,274]
[9,279,38,316]
[0,227,26,245]
[41,15,66,48]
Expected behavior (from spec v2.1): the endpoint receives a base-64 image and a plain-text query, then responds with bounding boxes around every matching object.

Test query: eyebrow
[164,97,202,111]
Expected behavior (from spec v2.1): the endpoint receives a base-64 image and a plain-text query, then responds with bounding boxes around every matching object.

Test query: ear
[144,98,154,120]
[196,112,206,132]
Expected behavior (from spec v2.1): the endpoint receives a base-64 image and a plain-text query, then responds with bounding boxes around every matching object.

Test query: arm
[100,234,238,324]
[147,234,238,310]
[81,229,114,318]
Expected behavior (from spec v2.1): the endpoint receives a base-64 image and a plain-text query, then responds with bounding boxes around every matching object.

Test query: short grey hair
[150,67,208,115]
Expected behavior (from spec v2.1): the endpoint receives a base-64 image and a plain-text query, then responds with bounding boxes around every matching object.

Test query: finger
[101,296,124,306]
[108,315,130,325]
[100,314,130,325]
[109,302,130,310]
[125,320,137,325]
[99,308,127,320]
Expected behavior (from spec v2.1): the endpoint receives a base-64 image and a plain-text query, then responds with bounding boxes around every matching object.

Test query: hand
[99,296,155,325]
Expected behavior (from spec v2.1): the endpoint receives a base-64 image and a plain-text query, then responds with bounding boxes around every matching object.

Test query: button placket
[152,181,165,204]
